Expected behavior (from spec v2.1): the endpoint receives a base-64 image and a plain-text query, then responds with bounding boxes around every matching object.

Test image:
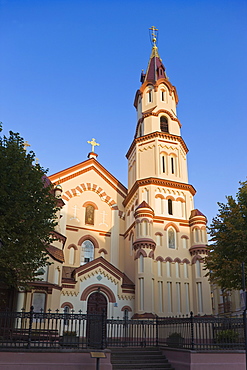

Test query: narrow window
[160,116,168,132]
[171,157,174,174]
[139,254,144,273]
[162,156,165,173]
[195,228,200,243]
[166,261,171,277]
[196,260,201,278]
[157,260,162,276]
[158,281,163,312]
[167,282,172,313]
[184,263,188,279]
[182,238,187,249]
[175,262,180,278]
[156,234,162,247]
[69,247,75,265]
[148,90,152,103]
[85,205,95,225]
[197,282,203,312]
[161,90,165,101]
[176,283,181,313]
[168,199,173,215]
[168,228,176,249]
[185,283,190,313]
[139,278,144,310]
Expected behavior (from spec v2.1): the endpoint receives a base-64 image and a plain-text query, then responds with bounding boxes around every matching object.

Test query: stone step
[110,348,174,370]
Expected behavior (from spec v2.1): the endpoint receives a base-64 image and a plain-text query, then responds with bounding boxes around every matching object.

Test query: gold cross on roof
[149,26,158,46]
[87,138,100,152]
[23,141,30,151]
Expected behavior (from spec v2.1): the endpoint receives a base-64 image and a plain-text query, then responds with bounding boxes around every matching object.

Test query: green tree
[205,181,247,290]
[0,125,58,288]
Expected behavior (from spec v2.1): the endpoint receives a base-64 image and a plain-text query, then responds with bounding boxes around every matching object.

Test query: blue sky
[1,0,247,225]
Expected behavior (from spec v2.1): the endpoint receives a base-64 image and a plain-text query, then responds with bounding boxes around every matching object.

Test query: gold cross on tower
[23,141,31,151]
[87,138,100,152]
[149,26,158,46]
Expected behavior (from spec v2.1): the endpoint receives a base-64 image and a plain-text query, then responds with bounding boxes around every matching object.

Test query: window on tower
[160,116,169,133]
[168,199,173,215]
[148,90,152,103]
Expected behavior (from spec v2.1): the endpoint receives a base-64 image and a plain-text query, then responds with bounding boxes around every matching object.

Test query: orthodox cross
[87,138,100,152]
[149,26,158,46]
[24,141,30,151]
[99,210,108,227]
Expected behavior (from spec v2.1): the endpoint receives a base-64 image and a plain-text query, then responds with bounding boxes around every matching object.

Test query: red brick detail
[80,284,116,303]
[86,183,91,190]
[92,184,97,191]
[109,200,116,206]
[61,302,74,309]
[121,306,132,312]
[98,248,108,255]
[96,187,103,194]
[76,186,83,193]
[174,257,181,263]
[156,256,165,262]
[134,249,147,260]
[65,191,73,199]
[149,250,154,259]
[62,195,69,201]
[182,258,190,264]
[105,196,111,202]
[71,189,77,196]
[68,244,78,250]
[82,201,98,210]
[80,183,86,191]
[164,222,179,232]
[77,235,99,248]
[100,192,106,197]
[111,206,118,210]
[165,257,173,262]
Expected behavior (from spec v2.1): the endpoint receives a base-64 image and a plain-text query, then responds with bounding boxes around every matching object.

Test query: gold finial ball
[152,37,156,43]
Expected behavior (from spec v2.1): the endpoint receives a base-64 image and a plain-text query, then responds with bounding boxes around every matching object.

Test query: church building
[17,28,212,318]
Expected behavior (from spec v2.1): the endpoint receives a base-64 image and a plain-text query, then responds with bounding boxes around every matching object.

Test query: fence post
[101,309,106,349]
[190,311,194,350]
[156,316,159,347]
[27,306,34,349]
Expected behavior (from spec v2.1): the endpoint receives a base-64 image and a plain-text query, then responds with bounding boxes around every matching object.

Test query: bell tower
[124,27,211,317]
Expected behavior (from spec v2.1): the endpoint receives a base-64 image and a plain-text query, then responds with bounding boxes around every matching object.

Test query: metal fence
[0,308,245,351]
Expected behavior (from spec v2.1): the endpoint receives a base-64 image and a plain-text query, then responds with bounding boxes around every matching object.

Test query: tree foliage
[205,181,247,290]
[0,125,58,288]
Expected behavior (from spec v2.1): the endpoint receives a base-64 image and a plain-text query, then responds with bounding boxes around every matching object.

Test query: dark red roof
[47,245,64,263]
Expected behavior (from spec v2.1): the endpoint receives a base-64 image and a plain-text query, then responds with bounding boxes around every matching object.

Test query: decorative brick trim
[189,245,209,257]
[182,258,190,264]
[181,235,189,239]
[165,257,173,262]
[166,195,175,201]
[77,235,99,248]
[155,194,165,199]
[98,248,108,255]
[121,306,132,312]
[68,244,78,250]
[80,284,116,303]
[134,249,147,260]
[82,201,98,210]
[164,222,179,232]
[61,302,73,309]
[174,257,181,263]
[133,238,156,251]
[156,256,165,262]
[191,255,204,264]
[149,250,154,259]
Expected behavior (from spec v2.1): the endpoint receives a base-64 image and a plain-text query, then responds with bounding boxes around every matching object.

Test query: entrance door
[86,292,107,348]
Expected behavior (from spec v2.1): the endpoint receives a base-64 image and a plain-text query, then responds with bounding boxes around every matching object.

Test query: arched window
[63,306,70,325]
[168,228,176,249]
[168,199,173,215]
[85,205,95,225]
[156,234,162,247]
[160,116,169,133]
[142,220,148,236]
[175,262,180,278]
[69,247,75,265]
[81,240,94,265]
[194,228,200,243]
[148,90,152,103]
[170,156,176,175]
[139,254,144,273]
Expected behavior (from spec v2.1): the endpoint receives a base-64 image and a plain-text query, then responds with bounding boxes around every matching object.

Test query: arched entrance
[86,291,107,348]
[87,291,107,314]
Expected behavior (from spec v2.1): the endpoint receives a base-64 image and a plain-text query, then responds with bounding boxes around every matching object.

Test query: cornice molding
[126,131,188,159]
[123,178,196,207]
